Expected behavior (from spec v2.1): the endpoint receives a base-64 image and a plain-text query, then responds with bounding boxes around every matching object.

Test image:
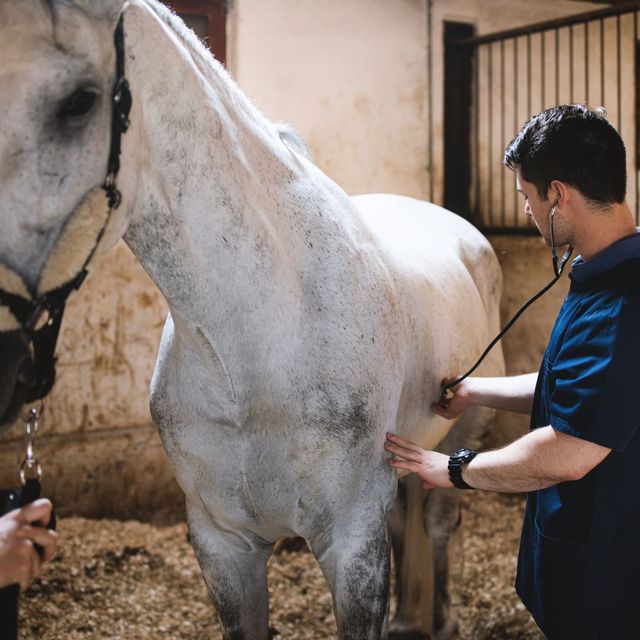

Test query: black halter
[0,14,132,404]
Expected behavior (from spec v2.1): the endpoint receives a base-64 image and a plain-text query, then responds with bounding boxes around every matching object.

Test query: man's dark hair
[504,104,626,205]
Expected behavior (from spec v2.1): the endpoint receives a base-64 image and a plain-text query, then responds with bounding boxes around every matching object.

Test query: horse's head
[0,0,131,431]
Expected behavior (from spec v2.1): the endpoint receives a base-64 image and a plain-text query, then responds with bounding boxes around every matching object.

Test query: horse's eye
[58,89,98,119]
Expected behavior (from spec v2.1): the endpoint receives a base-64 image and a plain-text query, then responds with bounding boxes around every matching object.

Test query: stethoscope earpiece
[549,203,573,277]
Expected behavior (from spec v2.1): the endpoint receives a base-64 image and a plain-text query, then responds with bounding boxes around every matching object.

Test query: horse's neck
[121,0,360,332]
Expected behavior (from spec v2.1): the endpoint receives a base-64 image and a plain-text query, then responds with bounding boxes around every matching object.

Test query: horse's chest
[150,315,389,537]
[163,421,301,528]
[151,374,317,533]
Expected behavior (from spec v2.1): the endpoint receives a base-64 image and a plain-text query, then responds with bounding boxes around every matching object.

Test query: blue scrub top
[516,232,640,640]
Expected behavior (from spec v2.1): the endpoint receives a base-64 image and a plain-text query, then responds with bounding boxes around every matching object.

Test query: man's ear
[548,180,569,208]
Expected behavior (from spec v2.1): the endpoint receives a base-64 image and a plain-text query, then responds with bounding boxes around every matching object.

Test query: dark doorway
[443,21,475,221]
[163,0,227,65]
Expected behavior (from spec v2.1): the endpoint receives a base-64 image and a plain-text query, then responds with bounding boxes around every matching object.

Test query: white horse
[0,1,504,638]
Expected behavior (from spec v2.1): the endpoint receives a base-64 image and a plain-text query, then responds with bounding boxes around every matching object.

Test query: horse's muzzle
[0,330,36,433]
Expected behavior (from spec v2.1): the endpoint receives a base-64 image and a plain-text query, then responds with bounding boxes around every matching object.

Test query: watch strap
[448,448,478,490]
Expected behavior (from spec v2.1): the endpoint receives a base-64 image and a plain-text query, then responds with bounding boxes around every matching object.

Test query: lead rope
[0,406,55,640]
[440,245,573,402]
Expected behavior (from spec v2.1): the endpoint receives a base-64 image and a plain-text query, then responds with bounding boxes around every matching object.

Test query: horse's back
[353,192,502,326]
[352,194,499,289]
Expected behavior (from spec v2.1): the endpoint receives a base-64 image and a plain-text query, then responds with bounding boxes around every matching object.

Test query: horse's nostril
[17,356,36,388]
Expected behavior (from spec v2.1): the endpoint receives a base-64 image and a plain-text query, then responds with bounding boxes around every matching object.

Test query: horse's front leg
[186,501,273,640]
[311,505,391,640]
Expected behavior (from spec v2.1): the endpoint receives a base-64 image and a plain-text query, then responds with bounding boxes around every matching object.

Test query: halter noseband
[0,13,132,405]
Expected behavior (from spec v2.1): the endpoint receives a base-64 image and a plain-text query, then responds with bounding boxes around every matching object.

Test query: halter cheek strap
[0,12,131,403]
[0,186,113,400]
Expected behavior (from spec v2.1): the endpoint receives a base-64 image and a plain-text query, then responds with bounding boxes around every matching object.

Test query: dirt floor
[18,491,543,639]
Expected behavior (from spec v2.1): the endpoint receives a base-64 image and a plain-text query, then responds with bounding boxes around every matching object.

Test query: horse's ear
[58,0,127,23]
[95,0,128,22]
[92,0,128,22]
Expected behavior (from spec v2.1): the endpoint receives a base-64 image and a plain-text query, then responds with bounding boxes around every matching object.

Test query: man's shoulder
[551,267,640,356]
[570,256,640,298]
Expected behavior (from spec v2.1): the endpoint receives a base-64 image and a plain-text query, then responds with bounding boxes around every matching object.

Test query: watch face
[451,448,476,463]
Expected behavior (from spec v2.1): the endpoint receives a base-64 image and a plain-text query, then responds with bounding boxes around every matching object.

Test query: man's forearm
[462,426,611,492]
[465,373,538,415]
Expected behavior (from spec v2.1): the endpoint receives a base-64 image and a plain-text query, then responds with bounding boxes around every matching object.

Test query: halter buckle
[19,406,43,485]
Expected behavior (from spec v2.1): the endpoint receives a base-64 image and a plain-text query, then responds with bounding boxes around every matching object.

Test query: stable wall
[0,0,613,518]
[229,0,599,203]
[0,245,180,521]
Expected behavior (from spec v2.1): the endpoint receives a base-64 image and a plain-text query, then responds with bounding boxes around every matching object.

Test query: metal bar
[617,14,622,130]
[556,29,560,104]
[526,34,534,222]
[515,37,519,227]
[541,31,545,109]
[527,33,532,117]
[488,43,493,226]
[601,18,605,107]
[585,21,589,102]
[570,24,574,102]
[501,39,506,227]
[427,0,434,202]
[453,1,640,47]
[474,42,480,224]
[480,227,540,237]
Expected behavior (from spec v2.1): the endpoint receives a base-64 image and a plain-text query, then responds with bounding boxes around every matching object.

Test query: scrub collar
[570,228,640,283]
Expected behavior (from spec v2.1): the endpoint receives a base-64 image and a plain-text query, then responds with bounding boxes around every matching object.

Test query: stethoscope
[440,204,573,402]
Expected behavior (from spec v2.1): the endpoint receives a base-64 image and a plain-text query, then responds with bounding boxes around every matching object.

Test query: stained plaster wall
[0,0,613,517]
[229,0,600,203]
[0,246,180,521]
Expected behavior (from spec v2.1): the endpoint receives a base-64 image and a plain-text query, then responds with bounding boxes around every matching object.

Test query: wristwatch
[448,448,478,490]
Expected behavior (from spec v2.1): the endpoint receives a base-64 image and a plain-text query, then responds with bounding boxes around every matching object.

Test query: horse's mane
[143,0,310,159]
[144,0,227,84]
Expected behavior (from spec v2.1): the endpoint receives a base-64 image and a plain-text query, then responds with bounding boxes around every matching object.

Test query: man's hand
[432,374,539,417]
[0,498,57,590]
[431,377,473,420]
[385,432,452,489]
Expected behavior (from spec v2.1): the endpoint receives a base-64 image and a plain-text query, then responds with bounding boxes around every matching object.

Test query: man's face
[516,171,555,246]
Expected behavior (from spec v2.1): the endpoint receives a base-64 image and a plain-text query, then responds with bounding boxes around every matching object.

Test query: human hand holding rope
[0,498,56,590]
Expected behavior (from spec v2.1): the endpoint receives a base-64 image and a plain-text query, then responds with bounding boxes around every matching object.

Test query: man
[385,104,640,639]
